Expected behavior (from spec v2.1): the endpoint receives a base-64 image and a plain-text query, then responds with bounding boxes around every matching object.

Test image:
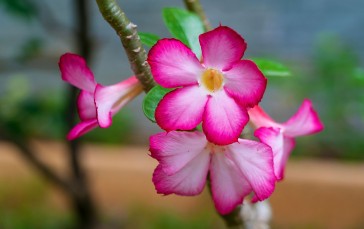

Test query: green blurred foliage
[283,34,364,160]
[0,180,72,229]
[123,206,221,229]
[0,0,37,20]
[16,37,43,62]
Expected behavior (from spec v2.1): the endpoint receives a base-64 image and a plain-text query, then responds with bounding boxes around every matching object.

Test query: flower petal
[210,150,251,215]
[152,149,210,196]
[223,60,267,107]
[149,131,207,175]
[155,85,208,131]
[283,99,324,137]
[59,53,96,92]
[226,139,275,202]
[202,90,248,145]
[199,26,247,70]
[147,38,203,88]
[248,105,278,129]
[67,119,99,140]
[254,127,292,181]
[95,76,142,128]
[77,90,96,120]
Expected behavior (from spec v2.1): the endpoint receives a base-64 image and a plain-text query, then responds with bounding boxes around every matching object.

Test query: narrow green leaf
[139,32,160,47]
[250,58,292,78]
[142,85,172,122]
[162,7,204,58]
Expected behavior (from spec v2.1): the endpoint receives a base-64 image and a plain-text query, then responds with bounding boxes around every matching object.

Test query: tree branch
[183,0,212,31]
[95,0,155,92]
[0,131,76,197]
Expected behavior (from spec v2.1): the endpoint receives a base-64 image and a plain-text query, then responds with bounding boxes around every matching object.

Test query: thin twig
[95,0,155,92]
[183,0,212,31]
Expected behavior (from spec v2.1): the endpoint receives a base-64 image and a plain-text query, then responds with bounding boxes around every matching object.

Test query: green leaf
[162,7,204,58]
[142,85,172,122]
[139,32,160,47]
[250,58,292,78]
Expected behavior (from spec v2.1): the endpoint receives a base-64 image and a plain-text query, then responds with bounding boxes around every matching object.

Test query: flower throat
[201,69,224,92]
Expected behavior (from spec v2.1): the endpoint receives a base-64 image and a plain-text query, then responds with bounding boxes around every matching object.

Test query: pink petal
[227,139,275,202]
[254,127,292,181]
[149,131,207,175]
[283,99,324,137]
[59,53,96,92]
[67,119,99,140]
[155,85,208,131]
[152,150,210,196]
[223,60,267,107]
[147,38,203,88]
[95,76,142,128]
[202,90,248,145]
[248,106,278,129]
[210,150,251,215]
[77,90,96,120]
[199,26,247,70]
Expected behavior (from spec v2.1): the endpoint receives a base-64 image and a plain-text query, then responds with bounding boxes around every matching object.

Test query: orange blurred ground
[0,141,364,229]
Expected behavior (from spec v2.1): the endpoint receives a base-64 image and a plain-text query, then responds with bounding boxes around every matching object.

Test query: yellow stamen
[201,69,224,92]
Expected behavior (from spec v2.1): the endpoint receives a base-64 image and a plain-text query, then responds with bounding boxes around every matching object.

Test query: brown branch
[183,0,212,31]
[95,0,156,92]
[0,131,77,197]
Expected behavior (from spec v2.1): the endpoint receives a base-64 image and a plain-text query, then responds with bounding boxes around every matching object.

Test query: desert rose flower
[59,53,143,140]
[248,99,324,180]
[150,130,276,215]
[148,26,267,145]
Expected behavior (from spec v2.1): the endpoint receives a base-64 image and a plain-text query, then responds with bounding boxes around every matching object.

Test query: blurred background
[0,0,363,228]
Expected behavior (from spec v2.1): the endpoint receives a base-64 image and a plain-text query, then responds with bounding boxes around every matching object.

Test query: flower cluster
[59,26,323,216]
[59,53,143,139]
[147,26,323,214]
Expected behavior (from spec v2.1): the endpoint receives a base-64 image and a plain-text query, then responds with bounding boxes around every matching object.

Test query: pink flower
[59,53,143,140]
[248,99,324,181]
[147,26,267,145]
[150,130,276,215]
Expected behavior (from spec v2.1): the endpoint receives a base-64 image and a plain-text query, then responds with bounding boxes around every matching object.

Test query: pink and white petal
[283,99,324,137]
[199,26,247,70]
[149,131,208,175]
[147,38,203,88]
[223,60,267,107]
[248,106,278,129]
[66,119,99,140]
[226,139,275,202]
[210,151,251,215]
[202,90,248,145]
[152,149,210,196]
[77,90,96,120]
[254,127,285,180]
[95,76,142,128]
[59,53,96,92]
[155,85,208,131]
[279,136,296,180]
